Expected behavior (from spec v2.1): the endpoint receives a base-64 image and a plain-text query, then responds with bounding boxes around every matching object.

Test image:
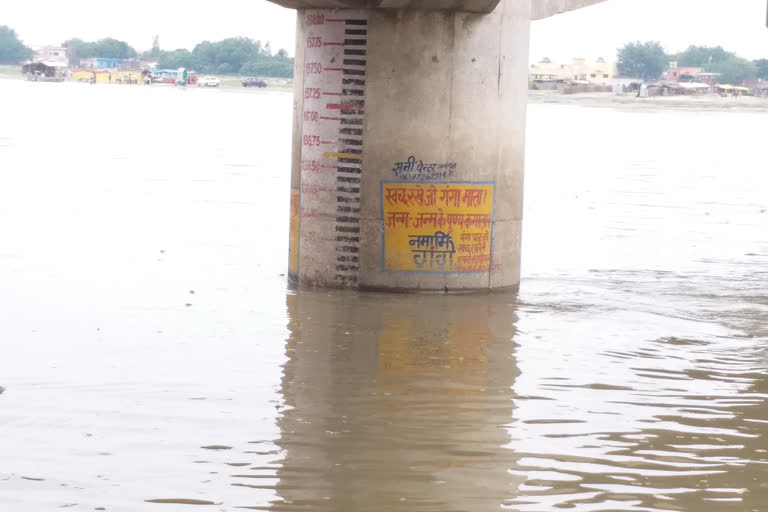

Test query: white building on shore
[529,57,617,85]
[29,46,69,68]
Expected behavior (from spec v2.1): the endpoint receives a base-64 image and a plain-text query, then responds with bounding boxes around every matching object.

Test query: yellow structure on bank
[529,57,617,84]
[716,84,751,95]
[72,69,143,84]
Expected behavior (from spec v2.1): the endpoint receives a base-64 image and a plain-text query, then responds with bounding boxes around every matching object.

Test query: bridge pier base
[288,0,529,291]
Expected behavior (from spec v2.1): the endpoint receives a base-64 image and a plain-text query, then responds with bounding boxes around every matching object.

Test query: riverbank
[5,72,767,109]
[0,66,293,89]
[0,65,21,77]
[529,89,768,111]
[219,76,292,89]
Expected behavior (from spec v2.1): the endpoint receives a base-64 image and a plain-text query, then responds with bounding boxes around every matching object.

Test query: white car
[198,76,220,87]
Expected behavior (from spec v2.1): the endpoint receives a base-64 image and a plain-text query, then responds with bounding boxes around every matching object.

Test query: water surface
[1,79,767,511]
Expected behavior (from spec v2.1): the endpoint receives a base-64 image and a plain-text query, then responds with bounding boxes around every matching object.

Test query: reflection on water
[0,79,767,511]
[264,289,768,512]
[274,291,520,511]
[510,316,768,511]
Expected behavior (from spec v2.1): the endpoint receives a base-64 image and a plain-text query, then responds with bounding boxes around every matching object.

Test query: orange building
[663,65,703,81]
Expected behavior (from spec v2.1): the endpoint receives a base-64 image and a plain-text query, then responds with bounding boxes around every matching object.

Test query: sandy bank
[529,89,768,112]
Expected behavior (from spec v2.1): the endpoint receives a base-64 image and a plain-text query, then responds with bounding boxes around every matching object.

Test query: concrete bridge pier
[287,1,529,292]
[277,0,608,292]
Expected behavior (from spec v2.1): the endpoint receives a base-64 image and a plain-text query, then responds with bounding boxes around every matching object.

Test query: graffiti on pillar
[381,182,495,273]
[288,188,300,276]
[391,156,457,182]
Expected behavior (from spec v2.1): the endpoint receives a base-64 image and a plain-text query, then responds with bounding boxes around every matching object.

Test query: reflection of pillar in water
[726,361,768,509]
[275,291,522,511]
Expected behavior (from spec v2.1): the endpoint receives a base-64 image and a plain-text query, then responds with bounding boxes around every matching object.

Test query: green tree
[0,26,32,63]
[707,57,757,84]
[151,35,161,58]
[156,49,198,70]
[62,37,137,61]
[92,38,138,59]
[190,41,218,72]
[677,45,757,84]
[755,59,768,79]
[193,37,262,74]
[139,36,162,61]
[677,45,731,67]
[62,38,85,64]
[617,41,668,81]
[155,36,293,77]
[240,59,293,78]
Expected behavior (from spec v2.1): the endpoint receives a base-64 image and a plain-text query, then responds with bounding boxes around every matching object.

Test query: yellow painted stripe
[324,152,362,160]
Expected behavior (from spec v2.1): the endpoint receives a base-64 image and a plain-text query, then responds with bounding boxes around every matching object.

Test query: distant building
[29,46,68,68]
[695,72,721,86]
[119,59,143,71]
[72,68,143,84]
[612,78,644,95]
[77,58,151,71]
[741,79,768,96]
[529,57,616,85]
[662,62,703,81]
[80,58,121,69]
[529,57,567,81]
[638,81,711,97]
[571,57,615,84]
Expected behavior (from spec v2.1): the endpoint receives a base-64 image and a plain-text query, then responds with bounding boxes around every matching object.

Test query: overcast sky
[2,0,767,62]
[530,0,768,62]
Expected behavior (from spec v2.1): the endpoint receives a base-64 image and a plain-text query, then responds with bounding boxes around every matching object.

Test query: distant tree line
[0,28,294,78]
[616,42,668,81]
[152,37,293,78]
[7,23,767,84]
[60,35,293,78]
[63,38,139,61]
[0,26,32,63]
[618,41,768,83]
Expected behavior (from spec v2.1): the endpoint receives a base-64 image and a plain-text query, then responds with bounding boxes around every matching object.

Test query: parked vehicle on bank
[198,76,221,87]
[242,77,267,88]
[175,67,189,86]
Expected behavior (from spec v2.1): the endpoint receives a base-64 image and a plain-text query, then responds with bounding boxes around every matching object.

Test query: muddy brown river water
[1,79,767,511]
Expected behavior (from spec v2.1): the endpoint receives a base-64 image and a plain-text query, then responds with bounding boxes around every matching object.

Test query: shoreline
[0,73,294,91]
[3,70,767,111]
[0,66,293,90]
[528,89,768,112]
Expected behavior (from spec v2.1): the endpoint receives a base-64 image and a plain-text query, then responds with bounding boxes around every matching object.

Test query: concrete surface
[267,0,501,13]
[266,0,608,17]
[282,0,613,291]
[531,0,607,19]
[290,0,528,291]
